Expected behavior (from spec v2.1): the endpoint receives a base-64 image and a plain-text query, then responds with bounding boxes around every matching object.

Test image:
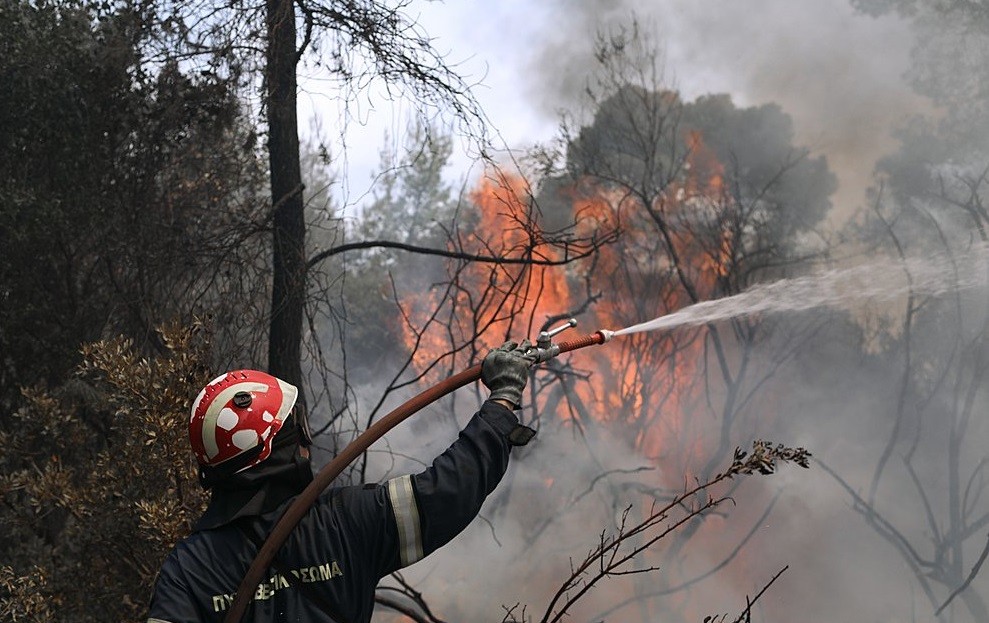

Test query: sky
[300,0,930,226]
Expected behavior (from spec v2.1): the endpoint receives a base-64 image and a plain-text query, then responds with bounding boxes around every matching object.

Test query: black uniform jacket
[147,401,524,623]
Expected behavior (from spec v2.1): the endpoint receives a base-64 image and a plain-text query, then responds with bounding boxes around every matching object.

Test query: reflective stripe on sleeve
[387,475,424,566]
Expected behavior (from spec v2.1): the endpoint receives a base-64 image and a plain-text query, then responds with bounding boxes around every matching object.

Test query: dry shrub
[0,322,212,622]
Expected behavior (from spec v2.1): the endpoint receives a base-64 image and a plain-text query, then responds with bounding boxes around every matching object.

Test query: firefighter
[147,340,536,623]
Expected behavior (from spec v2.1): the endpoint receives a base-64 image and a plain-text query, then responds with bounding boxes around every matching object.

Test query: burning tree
[502,27,832,620]
[345,25,831,623]
[545,26,835,468]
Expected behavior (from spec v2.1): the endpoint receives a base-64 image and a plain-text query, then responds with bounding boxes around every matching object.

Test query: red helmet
[189,369,298,475]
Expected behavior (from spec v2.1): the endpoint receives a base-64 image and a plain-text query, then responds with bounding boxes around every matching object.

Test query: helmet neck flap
[193,414,314,531]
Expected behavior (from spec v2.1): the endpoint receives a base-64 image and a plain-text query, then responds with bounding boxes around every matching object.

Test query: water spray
[223,319,613,623]
[615,242,989,335]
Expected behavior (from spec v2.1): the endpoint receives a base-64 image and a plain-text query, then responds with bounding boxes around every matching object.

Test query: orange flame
[397,173,572,383]
[400,131,741,473]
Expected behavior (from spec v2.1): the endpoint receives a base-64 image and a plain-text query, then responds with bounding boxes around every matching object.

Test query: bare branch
[307,235,616,271]
[937,533,989,616]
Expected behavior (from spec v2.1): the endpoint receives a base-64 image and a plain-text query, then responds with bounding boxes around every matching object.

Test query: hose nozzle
[537,318,577,349]
[528,318,578,363]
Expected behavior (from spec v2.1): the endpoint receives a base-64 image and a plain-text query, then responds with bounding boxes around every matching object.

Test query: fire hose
[223,322,614,623]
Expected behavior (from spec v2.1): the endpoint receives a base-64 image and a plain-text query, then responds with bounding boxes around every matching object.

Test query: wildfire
[559,136,737,468]
[393,132,781,620]
[398,133,742,474]
[396,172,572,383]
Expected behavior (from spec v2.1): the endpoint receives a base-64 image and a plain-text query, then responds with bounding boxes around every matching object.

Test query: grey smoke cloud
[523,0,929,221]
[327,0,928,222]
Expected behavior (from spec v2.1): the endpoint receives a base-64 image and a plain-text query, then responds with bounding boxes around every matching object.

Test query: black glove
[481,340,535,409]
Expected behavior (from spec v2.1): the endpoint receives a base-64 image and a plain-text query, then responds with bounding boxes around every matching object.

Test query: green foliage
[356,123,458,248]
[0,1,269,412]
[338,123,463,379]
[0,323,212,623]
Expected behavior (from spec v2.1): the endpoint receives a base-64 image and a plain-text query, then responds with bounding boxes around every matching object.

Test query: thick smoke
[524,0,929,221]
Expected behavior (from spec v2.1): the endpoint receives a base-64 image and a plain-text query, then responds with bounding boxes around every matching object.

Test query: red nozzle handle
[557,330,610,354]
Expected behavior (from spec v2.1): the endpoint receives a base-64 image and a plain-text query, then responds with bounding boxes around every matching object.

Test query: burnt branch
[937,533,989,616]
[375,571,449,623]
[307,236,614,271]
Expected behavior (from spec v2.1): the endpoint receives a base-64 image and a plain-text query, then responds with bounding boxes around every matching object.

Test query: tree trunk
[265,0,305,390]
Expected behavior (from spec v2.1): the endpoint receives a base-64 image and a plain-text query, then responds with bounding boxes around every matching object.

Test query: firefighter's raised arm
[380,340,536,571]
